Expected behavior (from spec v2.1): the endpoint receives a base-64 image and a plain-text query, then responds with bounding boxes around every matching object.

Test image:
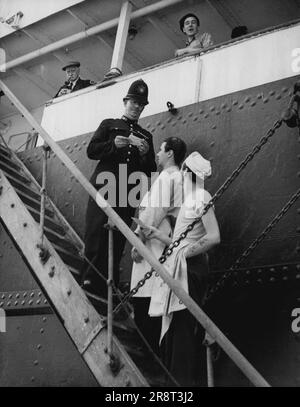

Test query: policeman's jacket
[87,116,157,192]
[54,77,95,98]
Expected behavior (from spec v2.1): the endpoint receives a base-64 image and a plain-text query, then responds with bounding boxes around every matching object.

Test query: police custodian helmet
[123,79,149,105]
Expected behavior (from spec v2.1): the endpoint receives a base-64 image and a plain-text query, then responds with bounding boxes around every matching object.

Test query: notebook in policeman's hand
[128,134,144,147]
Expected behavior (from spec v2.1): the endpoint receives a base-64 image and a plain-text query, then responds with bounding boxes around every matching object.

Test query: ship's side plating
[0,2,300,387]
[0,74,298,386]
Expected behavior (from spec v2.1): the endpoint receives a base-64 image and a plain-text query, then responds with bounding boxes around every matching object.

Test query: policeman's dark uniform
[54,61,95,98]
[82,80,157,298]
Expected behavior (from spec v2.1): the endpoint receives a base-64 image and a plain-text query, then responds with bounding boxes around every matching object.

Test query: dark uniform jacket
[54,77,95,98]
[82,116,156,291]
[87,116,157,201]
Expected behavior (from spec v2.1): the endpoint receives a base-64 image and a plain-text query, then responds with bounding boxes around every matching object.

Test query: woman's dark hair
[164,137,187,166]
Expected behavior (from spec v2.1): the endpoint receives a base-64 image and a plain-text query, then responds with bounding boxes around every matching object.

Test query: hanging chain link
[206,187,300,300]
[113,118,283,315]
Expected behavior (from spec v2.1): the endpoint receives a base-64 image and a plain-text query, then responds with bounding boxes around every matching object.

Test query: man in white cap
[54,61,95,98]
[144,151,220,386]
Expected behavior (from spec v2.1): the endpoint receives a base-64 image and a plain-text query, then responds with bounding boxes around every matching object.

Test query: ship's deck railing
[39,18,300,144]
[46,15,300,108]
[0,77,273,387]
[6,131,38,152]
[48,14,300,108]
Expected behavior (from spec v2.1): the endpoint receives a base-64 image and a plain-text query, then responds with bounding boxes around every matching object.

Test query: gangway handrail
[0,78,270,387]
[6,131,37,152]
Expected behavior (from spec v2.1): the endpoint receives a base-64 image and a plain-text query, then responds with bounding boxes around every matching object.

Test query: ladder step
[15,188,54,218]
[0,144,11,158]
[5,174,41,200]
[27,205,66,235]
[0,161,30,184]
[43,225,66,240]
[52,242,80,258]
[85,291,107,304]
[52,243,83,269]
[46,231,78,251]
[0,153,22,171]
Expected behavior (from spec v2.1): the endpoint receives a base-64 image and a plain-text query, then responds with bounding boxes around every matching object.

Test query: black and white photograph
[0,0,299,391]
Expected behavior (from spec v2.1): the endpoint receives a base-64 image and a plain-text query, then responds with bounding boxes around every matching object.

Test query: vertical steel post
[107,224,114,359]
[206,346,214,387]
[39,144,48,245]
[204,331,215,387]
[110,1,132,73]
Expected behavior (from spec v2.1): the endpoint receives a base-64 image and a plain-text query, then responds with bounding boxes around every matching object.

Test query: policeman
[54,61,95,98]
[81,79,157,302]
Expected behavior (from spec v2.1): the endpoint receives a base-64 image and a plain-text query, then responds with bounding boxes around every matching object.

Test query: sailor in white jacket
[130,137,187,353]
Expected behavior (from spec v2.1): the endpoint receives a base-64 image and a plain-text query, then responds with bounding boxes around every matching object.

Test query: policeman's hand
[128,134,142,147]
[114,136,129,149]
[131,247,143,263]
[138,140,149,156]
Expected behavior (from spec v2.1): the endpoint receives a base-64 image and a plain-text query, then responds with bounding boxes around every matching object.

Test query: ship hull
[1,75,299,386]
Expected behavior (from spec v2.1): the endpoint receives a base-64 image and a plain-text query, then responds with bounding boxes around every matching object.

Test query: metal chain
[113,118,283,315]
[206,187,300,300]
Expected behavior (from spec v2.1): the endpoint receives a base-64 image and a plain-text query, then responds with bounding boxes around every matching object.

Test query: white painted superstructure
[0,0,84,38]
[40,22,300,142]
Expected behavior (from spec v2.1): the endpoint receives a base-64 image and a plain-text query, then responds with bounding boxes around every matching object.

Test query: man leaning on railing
[175,13,214,58]
[54,61,95,98]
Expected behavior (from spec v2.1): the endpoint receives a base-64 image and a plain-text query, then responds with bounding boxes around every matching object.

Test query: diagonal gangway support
[0,169,148,387]
[0,78,270,387]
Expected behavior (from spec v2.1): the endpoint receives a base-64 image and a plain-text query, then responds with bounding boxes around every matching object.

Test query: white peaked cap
[184,151,212,179]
